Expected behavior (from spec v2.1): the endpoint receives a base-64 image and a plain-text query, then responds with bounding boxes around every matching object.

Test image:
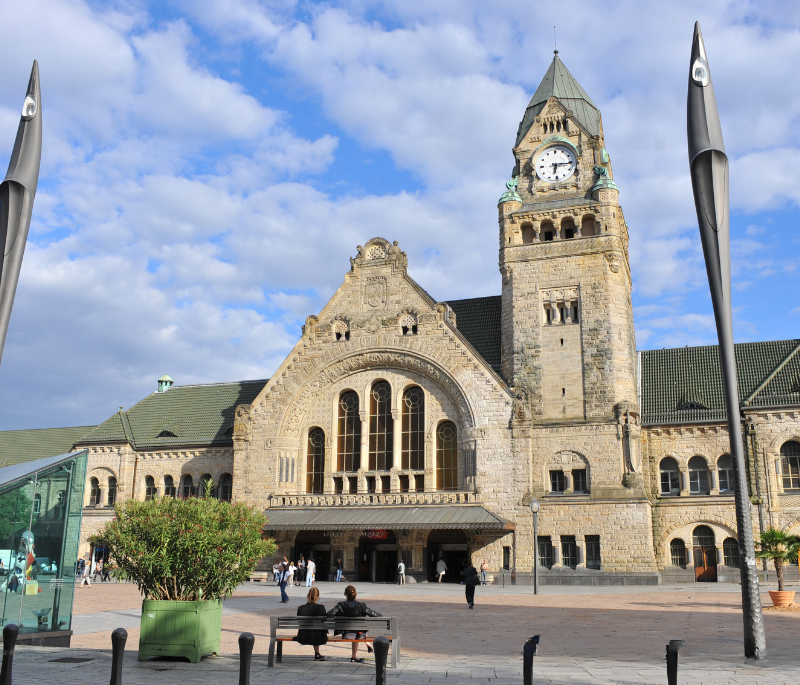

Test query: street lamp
[529,497,540,595]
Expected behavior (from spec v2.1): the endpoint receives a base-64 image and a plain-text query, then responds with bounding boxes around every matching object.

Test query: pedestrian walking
[80,559,92,588]
[397,559,405,584]
[335,558,343,582]
[436,555,447,582]
[287,561,296,587]
[93,559,104,582]
[480,559,489,585]
[273,561,282,584]
[306,558,316,587]
[278,558,290,603]
[293,587,327,661]
[326,585,382,663]
[298,555,306,584]
[460,562,479,609]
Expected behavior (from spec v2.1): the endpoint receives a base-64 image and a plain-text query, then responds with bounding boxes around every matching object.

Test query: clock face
[534,145,577,182]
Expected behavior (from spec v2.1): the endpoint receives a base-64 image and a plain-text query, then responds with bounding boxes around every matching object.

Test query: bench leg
[392,636,399,668]
[268,637,275,667]
[277,640,283,663]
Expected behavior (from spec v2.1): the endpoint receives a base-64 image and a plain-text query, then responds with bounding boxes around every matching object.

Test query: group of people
[275,556,318,602]
[76,557,111,586]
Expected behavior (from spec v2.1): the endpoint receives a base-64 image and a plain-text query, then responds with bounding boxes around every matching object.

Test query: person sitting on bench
[293,587,328,661]
[326,584,382,663]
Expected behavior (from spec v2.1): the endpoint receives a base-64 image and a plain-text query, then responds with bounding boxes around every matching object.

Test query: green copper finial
[591,165,618,193]
[498,177,522,204]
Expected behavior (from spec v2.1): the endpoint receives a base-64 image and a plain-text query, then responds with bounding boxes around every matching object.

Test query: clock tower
[499,51,643,489]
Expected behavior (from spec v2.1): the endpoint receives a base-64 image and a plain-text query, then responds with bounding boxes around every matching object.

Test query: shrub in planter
[91,493,276,661]
[756,527,800,607]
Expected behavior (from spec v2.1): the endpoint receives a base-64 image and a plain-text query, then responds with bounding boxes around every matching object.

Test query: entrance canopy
[264,505,513,532]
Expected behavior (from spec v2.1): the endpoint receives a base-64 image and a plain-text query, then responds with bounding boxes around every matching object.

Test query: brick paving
[14,581,800,683]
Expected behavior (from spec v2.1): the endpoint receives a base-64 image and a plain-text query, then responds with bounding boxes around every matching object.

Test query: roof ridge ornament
[498,177,522,204]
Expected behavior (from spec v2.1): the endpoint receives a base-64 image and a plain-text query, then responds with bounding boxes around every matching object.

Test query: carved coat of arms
[605,252,623,273]
[365,277,386,308]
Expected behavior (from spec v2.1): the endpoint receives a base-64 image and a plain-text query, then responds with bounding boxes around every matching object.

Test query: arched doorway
[294,531,331,582]
[692,525,717,582]
[358,530,397,582]
[427,529,468,582]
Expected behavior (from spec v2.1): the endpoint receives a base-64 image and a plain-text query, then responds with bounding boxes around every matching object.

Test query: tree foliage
[756,527,800,592]
[90,494,276,601]
[0,489,33,543]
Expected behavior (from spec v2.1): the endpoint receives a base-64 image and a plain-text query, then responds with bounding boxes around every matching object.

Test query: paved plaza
[12,580,800,683]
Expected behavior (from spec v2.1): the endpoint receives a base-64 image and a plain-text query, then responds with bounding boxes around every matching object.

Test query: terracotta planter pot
[768,590,795,607]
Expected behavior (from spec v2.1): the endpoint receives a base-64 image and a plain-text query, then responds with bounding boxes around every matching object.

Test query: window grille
[723,537,739,568]
[561,536,577,568]
[306,427,325,494]
[781,441,800,490]
[586,535,601,570]
[369,381,393,470]
[337,391,361,472]
[573,469,588,493]
[402,387,425,469]
[692,525,715,547]
[538,536,554,569]
[670,539,687,568]
[436,421,458,490]
[550,470,565,493]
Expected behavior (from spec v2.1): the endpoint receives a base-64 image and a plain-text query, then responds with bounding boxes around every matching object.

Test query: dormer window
[158,429,177,438]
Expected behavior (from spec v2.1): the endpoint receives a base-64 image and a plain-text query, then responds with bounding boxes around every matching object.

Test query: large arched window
[723,537,739,567]
[401,387,425,470]
[369,381,393,471]
[145,476,156,501]
[717,454,734,492]
[307,427,325,494]
[659,457,680,495]
[781,440,800,490]
[89,477,101,506]
[670,539,687,568]
[181,475,195,498]
[692,525,715,547]
[107,477,117,506]
[436,421,458,491]
[218,473,232,502]
[337,391,361,472]
[164,475,176,497]
[688,456,710,494]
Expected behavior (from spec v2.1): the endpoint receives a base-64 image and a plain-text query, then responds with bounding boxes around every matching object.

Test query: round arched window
[688,456,709,494]
[659,457,680,495]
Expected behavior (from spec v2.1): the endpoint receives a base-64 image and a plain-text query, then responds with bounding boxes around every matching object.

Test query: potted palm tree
[756,528,800,607]
[91,487,276,662]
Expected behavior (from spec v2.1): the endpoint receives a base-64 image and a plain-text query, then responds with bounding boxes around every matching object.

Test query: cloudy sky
[0,0,798,431]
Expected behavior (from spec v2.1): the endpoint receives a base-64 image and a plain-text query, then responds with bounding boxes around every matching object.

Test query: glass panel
[670,539,687,568]
[538,536,553,569]
[0,452,87,635]
[723,537,739,568]
[692,526,715,547]
[401,387,425,470]
[436,421,458,491]
[550,471,565,493]
[306,428,325,494]
[337,391,361,472]
[369,382,393,471]
[573,469,588,493]
[585,535,601,569]
[163,475,175,497]
[561,536,577,568]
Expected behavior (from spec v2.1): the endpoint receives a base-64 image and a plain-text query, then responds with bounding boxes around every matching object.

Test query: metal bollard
[110,628,127,685]
[665,639,684,685]
[523,635,539,685]
[0,624,19,685]
[373,635,390,685]
[238,633,255,685]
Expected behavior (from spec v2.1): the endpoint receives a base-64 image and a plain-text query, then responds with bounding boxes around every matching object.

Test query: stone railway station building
[2,53,800,584]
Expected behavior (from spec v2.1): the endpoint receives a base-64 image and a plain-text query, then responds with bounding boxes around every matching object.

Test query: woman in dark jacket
[326,585,382,663]
[460,563,480,609]
[293,587,328,660]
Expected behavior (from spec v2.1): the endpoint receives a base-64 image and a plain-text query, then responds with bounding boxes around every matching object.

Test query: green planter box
[138,598,222,663]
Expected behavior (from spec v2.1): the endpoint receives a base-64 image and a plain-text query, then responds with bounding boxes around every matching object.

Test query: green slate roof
[78,379,268,449]
[0,425,95,467]
[641,339,800,425]
[516,52,601,146]
[446,296,503,377]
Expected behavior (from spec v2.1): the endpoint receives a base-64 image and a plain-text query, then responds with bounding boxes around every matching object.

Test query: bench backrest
[270,615,394,634]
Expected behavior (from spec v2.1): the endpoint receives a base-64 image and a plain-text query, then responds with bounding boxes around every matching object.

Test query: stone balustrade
[268,491,481,508]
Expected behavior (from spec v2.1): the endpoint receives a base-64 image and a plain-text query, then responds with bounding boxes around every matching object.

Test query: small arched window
[369,381,393,471]
[581,216,596,237]
[89,477,101,506]
[306,428,325,494]
[144,476,156,501]
[337,391,361,472]
[521,224,535,244]
[717,454,734,492]
[781,440,800,490]
[200,474,214,497]
[164,475,176,497]
[436,421,458,491]
[723,537,739,567]
[561,218,576,239]
[688,456,710,494]
[401,387,425,470]
[541,220,555,242]
[659,457,680,495]
[218,473,232,502]
[181,475,195,498]
[670,539,687,568]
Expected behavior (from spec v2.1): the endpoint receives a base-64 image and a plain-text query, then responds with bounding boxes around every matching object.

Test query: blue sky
[0,0,798,430]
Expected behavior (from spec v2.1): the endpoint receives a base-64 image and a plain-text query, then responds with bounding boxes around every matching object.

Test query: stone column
[392,409,402,470]
[533,221,541,242]
[716,545,724,565]
[709,468,719,496]
[359,411,369,473]
[551,540,562,569]
[564,470,573,494]
[576,534,586,569]
[680,469,690,496]
[686,546,694,567]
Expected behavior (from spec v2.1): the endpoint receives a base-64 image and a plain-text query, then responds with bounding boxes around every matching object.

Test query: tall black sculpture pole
[0,60,42,366]
[687,22,766,660]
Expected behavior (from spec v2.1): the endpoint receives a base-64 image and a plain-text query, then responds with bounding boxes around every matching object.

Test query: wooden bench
[268,615,399,668]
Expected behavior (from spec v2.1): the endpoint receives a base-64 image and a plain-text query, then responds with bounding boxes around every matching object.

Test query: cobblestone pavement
[13,581,800,683]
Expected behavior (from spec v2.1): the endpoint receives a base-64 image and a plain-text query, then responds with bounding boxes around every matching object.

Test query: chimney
[157,375,174,393]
